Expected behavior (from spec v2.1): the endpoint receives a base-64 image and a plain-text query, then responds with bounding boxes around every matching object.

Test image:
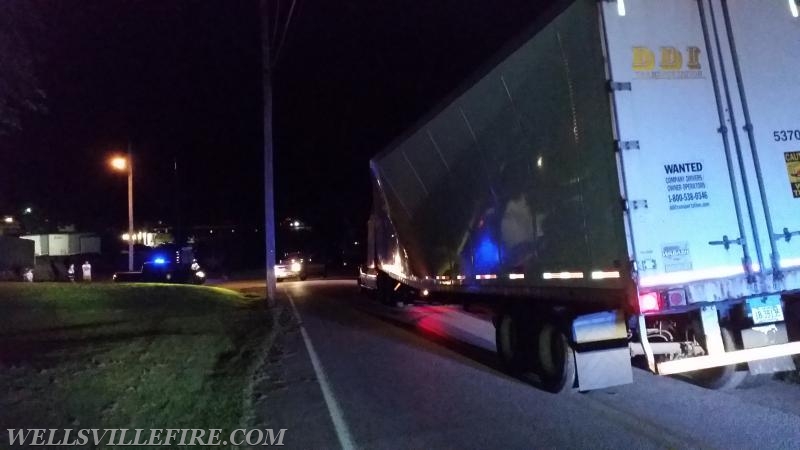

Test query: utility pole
[173,156,182,245]
[260,0,277,304]
[127,141,135,271]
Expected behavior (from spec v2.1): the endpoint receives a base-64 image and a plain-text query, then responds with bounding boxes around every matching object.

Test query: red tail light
[666,289,687,307]
[638,292,661,313]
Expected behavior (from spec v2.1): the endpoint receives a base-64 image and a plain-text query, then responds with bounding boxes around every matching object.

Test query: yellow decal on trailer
[632,46,703,79]
[785,151,800,198]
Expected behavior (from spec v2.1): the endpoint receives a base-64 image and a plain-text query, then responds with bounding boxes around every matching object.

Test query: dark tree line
[0,1,46,135]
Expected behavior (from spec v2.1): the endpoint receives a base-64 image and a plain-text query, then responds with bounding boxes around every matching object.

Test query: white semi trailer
[364,0,800,392]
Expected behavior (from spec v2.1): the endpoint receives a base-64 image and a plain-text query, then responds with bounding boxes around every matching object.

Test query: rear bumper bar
[657,341,800,375]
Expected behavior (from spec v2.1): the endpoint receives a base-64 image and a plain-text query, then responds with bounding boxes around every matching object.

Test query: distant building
[20,233,101,256]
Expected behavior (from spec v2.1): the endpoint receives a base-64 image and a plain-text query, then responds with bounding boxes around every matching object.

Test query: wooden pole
[260,0,277,304]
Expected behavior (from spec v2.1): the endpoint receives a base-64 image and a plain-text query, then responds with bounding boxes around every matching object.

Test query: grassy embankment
[0,283,271,445]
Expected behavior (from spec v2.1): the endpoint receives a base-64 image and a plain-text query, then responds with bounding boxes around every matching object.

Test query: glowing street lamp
[110,157,127,171]
[109,149,135,271]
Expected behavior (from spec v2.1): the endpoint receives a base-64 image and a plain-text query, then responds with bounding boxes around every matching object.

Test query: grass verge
[0,282,271,448]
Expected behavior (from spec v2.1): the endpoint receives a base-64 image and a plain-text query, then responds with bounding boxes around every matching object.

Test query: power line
[271,0,281,46]
[271,0,298,67]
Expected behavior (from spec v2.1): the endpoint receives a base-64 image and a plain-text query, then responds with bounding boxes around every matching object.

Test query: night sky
[3,0,553,239]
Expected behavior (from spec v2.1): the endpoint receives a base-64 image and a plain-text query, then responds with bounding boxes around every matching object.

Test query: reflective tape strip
[591,271,620,280]
[639,265,744,287]
[657,341,800,375]
[543,271,584,280]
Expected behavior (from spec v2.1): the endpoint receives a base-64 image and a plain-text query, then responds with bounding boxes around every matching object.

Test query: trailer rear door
[600,0,754,293]
[716,0,800,280]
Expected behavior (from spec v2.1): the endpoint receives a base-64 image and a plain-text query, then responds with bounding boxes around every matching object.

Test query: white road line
[286,293,356,450]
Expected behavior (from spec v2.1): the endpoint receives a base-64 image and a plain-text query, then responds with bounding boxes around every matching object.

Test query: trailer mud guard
[572,310,632,391]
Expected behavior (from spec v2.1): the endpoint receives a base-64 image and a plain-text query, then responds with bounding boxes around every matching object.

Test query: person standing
[67,264,75,283]
[82,261,92,282]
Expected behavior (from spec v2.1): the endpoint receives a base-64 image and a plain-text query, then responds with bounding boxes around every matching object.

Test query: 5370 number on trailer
[772,130,800,142]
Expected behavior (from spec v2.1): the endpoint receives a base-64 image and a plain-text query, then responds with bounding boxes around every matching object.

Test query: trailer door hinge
[640,259,657,270]
[708,235,743,250]
[608,81,632,91]
[622,198,647,211]
[616,140,640,152]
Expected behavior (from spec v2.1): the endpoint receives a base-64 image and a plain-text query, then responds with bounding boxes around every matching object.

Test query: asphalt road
[224,279,800,449]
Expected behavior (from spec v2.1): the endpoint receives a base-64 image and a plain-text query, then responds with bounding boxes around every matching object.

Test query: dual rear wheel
[498,312,761,392]
[496,311,576,393]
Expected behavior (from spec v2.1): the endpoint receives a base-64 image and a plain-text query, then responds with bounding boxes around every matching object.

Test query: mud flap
[742,323,796,375]
[572,310,633,391]
[575,347,633,391]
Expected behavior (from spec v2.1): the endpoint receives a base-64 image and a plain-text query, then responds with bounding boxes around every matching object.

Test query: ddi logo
[633,46,702,76]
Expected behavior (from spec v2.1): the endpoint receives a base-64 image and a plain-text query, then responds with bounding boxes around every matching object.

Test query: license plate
[749,297,785,325]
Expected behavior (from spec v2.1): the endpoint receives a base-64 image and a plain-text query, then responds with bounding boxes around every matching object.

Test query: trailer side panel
[371,0,628,298]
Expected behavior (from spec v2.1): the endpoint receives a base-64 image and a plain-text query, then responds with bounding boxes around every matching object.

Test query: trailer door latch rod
[708,235,743,250]
[774,227,800,243]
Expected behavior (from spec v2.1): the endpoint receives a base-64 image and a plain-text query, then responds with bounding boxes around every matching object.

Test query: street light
[109,149,134,271]
[110,157,127,171]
